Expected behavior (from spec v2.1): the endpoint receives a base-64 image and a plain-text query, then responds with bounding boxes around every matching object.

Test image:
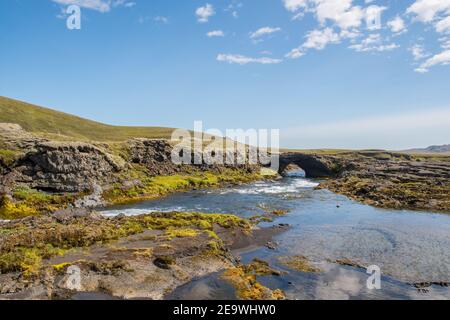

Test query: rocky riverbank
[0,209,288,300]
[0,124,288,300]
[310,151,450,213]
[2,123,449,216]
[0,124,265,220]
[1,123,449,300]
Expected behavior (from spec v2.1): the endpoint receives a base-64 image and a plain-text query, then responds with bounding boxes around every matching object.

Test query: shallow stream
[101,173,450,300]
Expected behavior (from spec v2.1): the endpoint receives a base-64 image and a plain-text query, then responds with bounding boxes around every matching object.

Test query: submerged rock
[278,255,323,273]
[221,259,285,300]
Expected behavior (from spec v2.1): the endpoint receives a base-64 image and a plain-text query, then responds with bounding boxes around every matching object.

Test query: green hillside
[0,96,176,142]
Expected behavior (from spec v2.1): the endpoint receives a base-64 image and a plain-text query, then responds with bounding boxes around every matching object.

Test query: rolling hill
[0,96,176,142]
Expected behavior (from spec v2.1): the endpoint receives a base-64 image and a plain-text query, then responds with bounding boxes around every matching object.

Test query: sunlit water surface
[101,173,450,300]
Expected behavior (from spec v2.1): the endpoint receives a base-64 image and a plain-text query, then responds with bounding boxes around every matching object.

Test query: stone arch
[278,153,336,178]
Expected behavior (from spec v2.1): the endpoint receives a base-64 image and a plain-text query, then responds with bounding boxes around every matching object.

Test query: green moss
[0,248,41,276]
[165,228,199,239]
[52,262,72,273]
[222,260,285,300]
[120,221,145,234]
[259,168,279,177]
[0,164,262,220]
[131,212,252,234]
[0,187,79,220]
[0,149,20,166]
[204,239,223,256]
[278,256,322,273]
[0,197,39,220]
[197,219,213,230]
[0,212,252,275]
[103,167,262,205]
[0,245,67,276]
[325,175,450,213]
[204,230,219,240]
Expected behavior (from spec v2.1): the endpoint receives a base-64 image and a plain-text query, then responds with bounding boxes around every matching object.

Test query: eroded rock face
[128,139,180,175]
[127,138,261,176]
[0,160,7,177]
[15,142,123,192]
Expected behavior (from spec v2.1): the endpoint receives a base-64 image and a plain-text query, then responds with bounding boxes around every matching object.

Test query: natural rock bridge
[278,153,341,178]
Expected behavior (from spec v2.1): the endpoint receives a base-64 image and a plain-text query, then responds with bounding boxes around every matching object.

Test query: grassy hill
[0,96,176,142]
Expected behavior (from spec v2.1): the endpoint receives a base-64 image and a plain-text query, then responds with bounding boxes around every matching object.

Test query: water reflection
[101,176,450,300]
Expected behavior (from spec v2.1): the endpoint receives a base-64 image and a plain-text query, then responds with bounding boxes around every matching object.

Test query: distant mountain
[404,144,450,154]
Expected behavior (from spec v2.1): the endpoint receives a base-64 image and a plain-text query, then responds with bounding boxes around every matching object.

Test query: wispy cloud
[286,27,340,58]
[217,54,282,65]
[249,27,281,39]
[51,0,135,13]
[409,43,430,61]
[207,30,225,37]
[415,49,450,73]
[406,0,450,23]
[349,34,399,52]
[225,1,243,19]
[154,16,169,24]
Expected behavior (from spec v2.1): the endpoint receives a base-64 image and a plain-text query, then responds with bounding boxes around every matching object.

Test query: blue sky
[0,0,449,149]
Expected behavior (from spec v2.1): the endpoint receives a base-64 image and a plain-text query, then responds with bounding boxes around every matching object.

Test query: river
[101,172,450,300]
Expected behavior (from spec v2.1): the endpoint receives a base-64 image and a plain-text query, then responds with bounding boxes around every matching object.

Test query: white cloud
[281,108,450,149]
[283,0,308,12]
[436,16,450,33]
[415,49,450,72]
[409,44,429,61]
[440,37,450,49]
[285,48,305,59]
[286,27,340,59]
[250,27,282,39]
[314,0,364,30]
[196,3,215,23]
[387,16,407,34]
[406,0,450,23]
[349,33,399,52]
[51,0,134,12]
[406,0,450,45]
[303,27,341,49]
[217,54,282,65]
[340,28,361,39]
[283,0,374,30]
[409,44,429,60]
[112,0,135,8]
[52,0,111,12]
[207,30,225,37]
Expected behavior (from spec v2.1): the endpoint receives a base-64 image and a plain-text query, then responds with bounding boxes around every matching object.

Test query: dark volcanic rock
[279,153,344,178]
[279,150,449,212]
[315,152,450,212]
[15,142,123,192]
[128,139,180,175]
